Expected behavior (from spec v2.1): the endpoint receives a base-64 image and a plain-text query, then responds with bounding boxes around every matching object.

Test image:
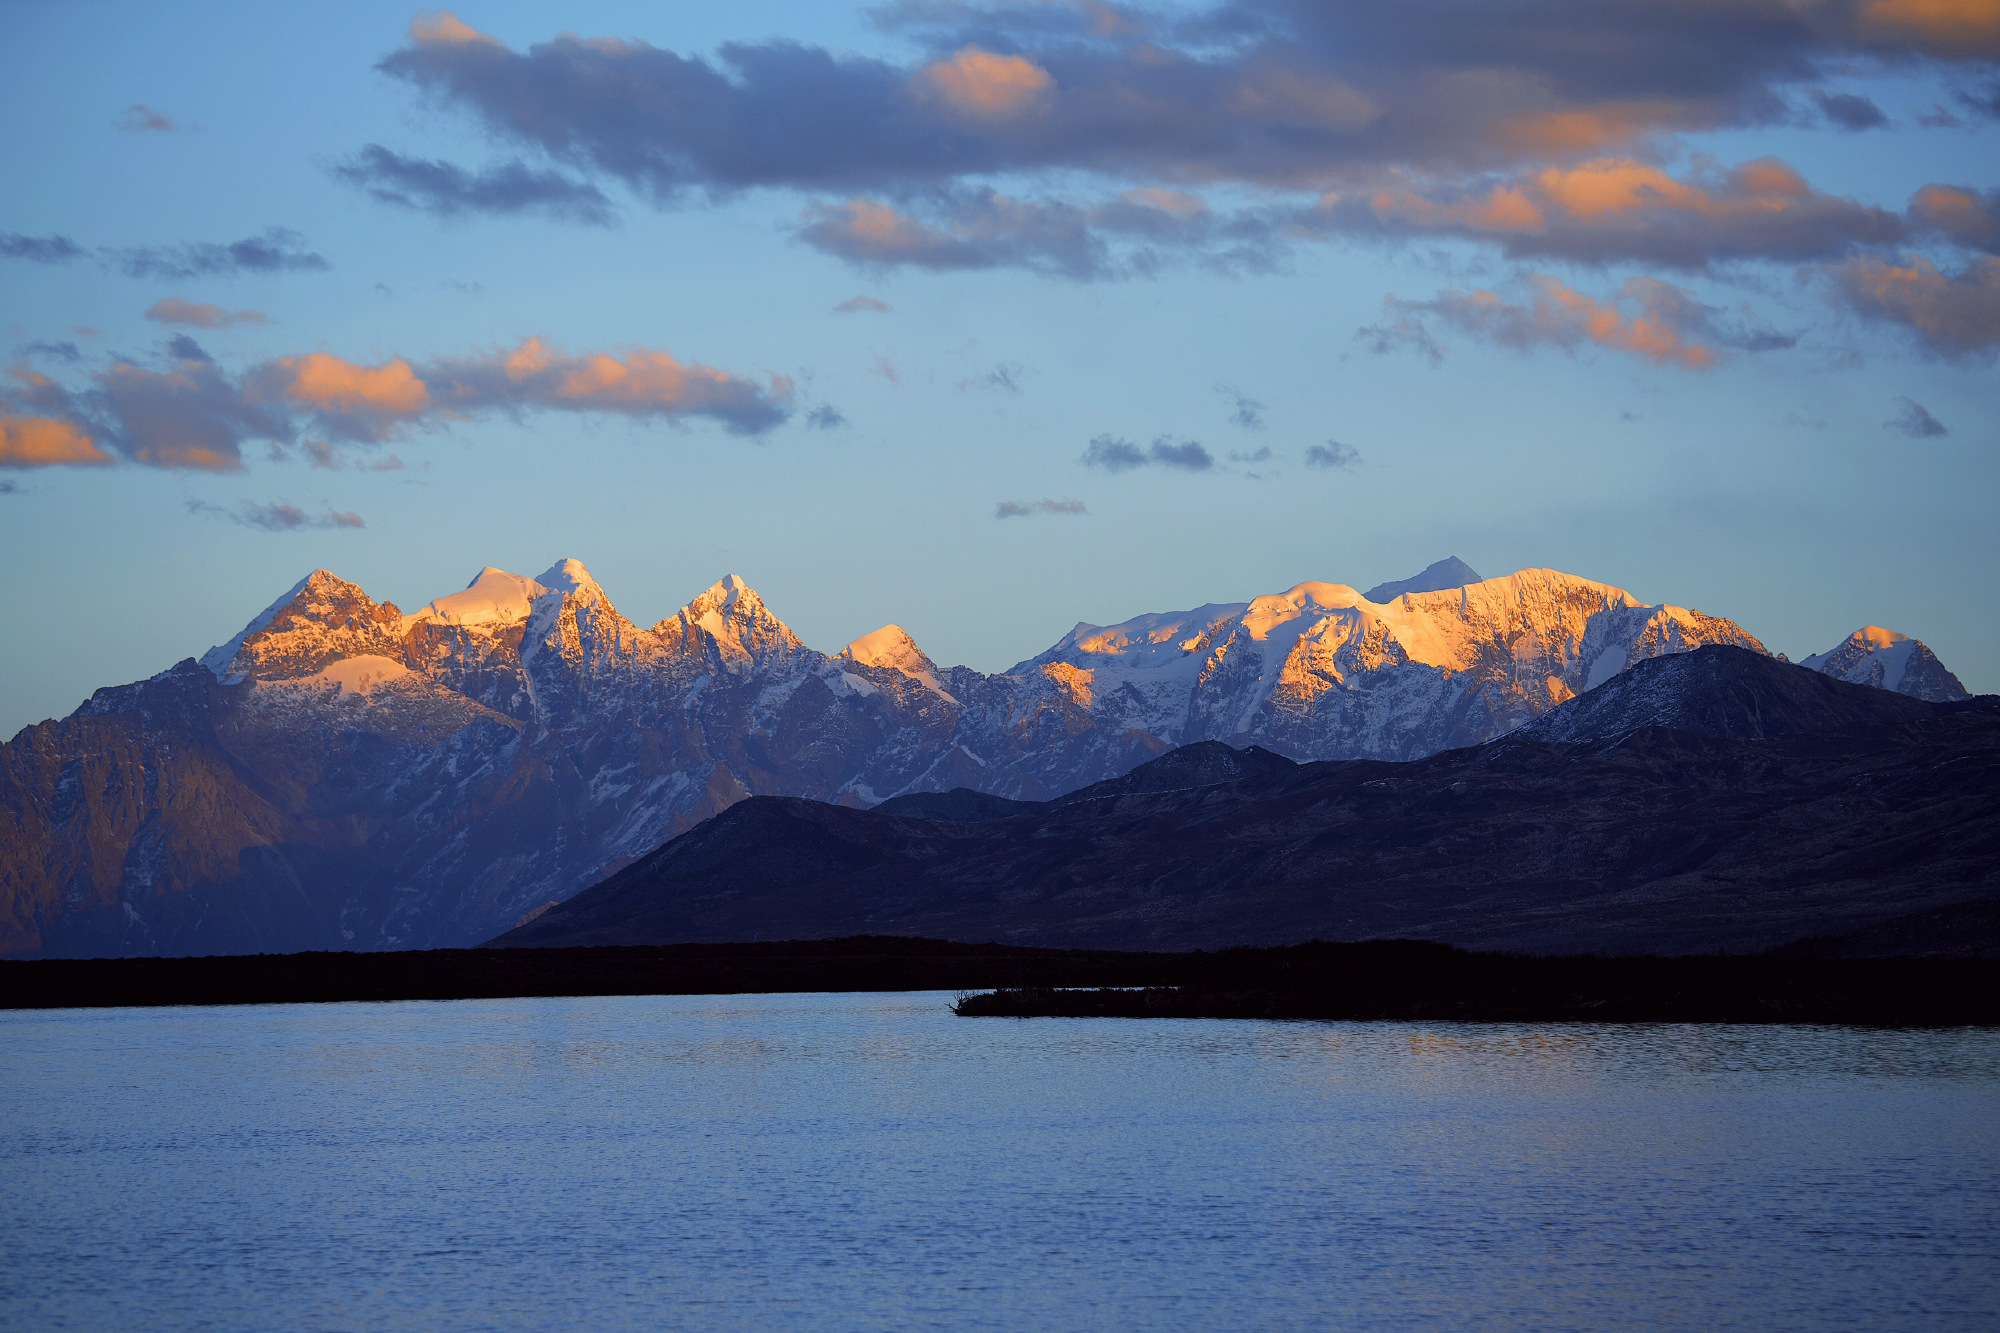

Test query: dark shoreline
[0,937,1178,1012]
[3,937,1996,1024]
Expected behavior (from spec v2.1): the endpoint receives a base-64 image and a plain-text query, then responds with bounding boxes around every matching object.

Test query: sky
[2,0,1996,735]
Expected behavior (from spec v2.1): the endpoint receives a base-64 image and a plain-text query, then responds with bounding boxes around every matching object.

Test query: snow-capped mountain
[0,559,1970,959]
[1801,627,1970,702]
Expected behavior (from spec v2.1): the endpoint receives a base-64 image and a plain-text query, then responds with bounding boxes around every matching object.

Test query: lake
[2,992,1995,1331]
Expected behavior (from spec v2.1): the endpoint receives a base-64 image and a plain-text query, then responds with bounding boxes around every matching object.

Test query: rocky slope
[0,560,1971,957]
[495,649,2000,957]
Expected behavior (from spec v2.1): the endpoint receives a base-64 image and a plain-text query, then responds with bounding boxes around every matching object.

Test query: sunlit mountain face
[0,556,1971,959]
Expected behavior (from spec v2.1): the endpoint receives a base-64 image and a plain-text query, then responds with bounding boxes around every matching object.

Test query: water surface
[3,993,1995,1331]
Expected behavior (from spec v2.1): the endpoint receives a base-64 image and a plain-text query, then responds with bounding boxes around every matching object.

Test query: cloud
[95,354,288,470]
[960,362,1022,391]
[786,154,1939,283]
[1832,253,2000,358]
[0,414,113,468]
[1313,157,1906,270]
[1218,384,1264,429]
[253,337,794,439]
[1304,440,1361,470]
[1082,433,1213,472]
[918,47,1055,118]
[795,185,1290,278]
[145,297,273,328]
[188,499,366,531]
[116,104,176,133]
[109,228,329,280]
[18,341,81,362]
[0,234,87,264]
[834,295,890,313]
[1857,0,2000,57]
[332,144,617,226]
[1,334,793,472]
[1885,396,1950,437]
[1960,81,2000,118]
[4,230,324,277]
[799,192,1107,279]
[0,479,17,494]
[1363,273,1794,369]
[805,403,847,428]
[1909,184,2000,253]
[371,4,1991,203]
[1809,89,1889,131]
[300,440,407,471]
[996,497,1088,518]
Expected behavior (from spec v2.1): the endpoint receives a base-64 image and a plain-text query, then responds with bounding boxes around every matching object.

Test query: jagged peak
[665,574,803,663]
[682,573,764,620]
[199,570,337,678]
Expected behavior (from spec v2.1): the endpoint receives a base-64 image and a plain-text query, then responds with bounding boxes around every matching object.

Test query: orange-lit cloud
[411,10,497,46]
[918,48,1054,117]
[1331,157,1904,268]
[266,353,431,416]
[1833,253,2000,358]
[2,334,794,474]
[1495,102,1690,156]
[1362,273,1766,369]
[1858,0,2000,54]
[1908,184,2000,251]
[0,415,111,468]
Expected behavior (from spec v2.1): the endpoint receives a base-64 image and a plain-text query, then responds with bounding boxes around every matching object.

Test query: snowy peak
[842,624,953,697]
[671,575,803,662]
[682,573,757,621]
[410,567,550,628]
[843,624,929,671]
[1801,626,1970,702]
[1022,603,1250,674]
[1241,582,1367,640]
[535,558,606,603]
[1363,556,1484,605]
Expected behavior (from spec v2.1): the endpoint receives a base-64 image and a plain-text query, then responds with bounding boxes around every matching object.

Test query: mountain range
[0,557,1974,958]
[497,648,2000,958]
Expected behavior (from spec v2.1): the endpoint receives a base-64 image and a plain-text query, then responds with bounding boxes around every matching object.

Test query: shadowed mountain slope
[492,650,2000,957]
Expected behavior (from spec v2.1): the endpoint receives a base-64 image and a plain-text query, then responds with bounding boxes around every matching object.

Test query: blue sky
[3,0,1995,734]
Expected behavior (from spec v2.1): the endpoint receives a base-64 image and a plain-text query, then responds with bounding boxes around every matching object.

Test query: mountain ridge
[0,559,1976,958]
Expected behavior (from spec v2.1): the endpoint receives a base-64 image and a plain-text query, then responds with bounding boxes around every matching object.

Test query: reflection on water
[2,994,1996,1332]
